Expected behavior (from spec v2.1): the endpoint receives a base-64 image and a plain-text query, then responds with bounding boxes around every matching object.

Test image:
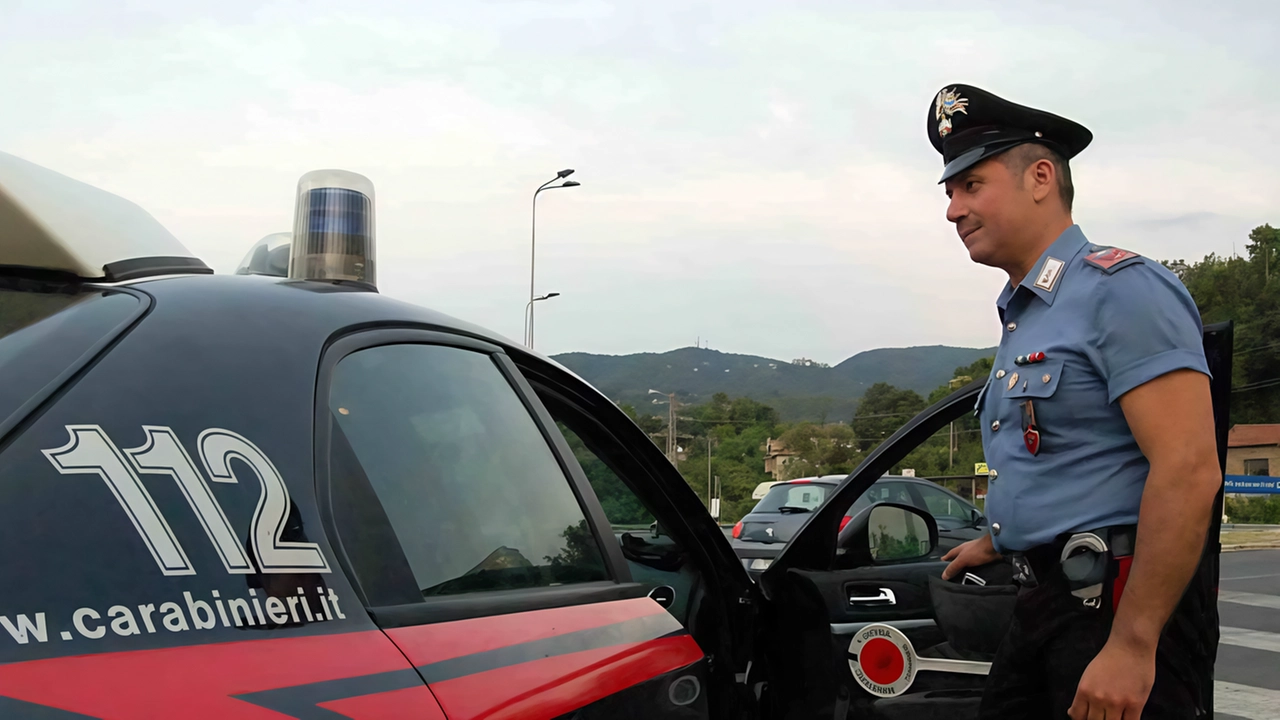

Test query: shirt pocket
[1002,358,1064,400]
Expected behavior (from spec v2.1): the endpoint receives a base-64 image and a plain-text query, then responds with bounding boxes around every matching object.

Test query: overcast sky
[3,0,1276,364]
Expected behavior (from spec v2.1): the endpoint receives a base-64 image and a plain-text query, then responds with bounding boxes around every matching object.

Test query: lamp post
[524,292,560,348]
[530,170,579,350]
[648,388,678,464]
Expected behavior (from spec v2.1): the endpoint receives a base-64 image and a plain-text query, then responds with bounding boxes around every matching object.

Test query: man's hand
[1068,638,1156,720]
[941,533,1001,580]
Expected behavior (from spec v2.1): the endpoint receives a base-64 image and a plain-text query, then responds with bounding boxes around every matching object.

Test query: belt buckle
[1011,555,1037,587]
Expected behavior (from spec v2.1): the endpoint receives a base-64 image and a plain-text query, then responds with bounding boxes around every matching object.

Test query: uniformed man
[930,84,1222,719]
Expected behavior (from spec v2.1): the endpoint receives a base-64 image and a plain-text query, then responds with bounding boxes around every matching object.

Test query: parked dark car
[731,475,987,577]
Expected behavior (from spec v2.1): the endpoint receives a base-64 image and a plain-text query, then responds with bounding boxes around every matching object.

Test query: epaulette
[1083,246,1144,274]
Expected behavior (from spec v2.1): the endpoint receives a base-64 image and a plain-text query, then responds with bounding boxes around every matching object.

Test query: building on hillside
[1226,424,1280,477]
[763,437,800,478]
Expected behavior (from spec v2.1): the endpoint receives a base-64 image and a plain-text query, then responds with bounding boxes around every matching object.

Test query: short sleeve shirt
[976,225,1210,553]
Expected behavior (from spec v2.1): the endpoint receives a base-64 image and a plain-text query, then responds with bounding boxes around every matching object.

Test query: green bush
[1224,495,1280,524]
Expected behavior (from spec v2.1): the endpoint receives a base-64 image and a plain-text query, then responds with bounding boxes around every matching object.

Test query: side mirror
[836,502,938,568]
[974,512,987,527]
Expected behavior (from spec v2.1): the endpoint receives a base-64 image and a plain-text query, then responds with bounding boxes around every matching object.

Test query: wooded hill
[553,344,996,422]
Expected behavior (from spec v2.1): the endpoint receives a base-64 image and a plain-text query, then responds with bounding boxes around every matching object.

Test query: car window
[0,287,140,430]
[754,483,831,513]
[327,344,608,604]
[863,480,915,506]
[556,421,654,529]
[551,419,701,623]
[912,483,975,529]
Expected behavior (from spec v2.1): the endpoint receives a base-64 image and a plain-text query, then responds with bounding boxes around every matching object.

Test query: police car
[0,151,1233,719]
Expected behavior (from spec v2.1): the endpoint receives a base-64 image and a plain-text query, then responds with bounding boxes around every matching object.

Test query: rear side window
[846,479,917,517]
[913,483,976,529]
[754,483,831,513]
[328,344,608,604]
[0,287,140,430]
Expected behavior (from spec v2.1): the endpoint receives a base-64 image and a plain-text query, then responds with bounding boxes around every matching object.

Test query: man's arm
[1069,368,1220,719]
[1113,367,1221,648]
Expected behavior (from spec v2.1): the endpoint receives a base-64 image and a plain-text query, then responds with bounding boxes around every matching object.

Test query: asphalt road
[1215,548,1280,720]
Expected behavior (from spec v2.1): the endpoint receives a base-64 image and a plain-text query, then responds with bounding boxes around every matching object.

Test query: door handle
[848,588,896,606]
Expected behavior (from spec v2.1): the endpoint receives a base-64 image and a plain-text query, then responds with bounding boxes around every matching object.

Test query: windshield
[753,483,832,513]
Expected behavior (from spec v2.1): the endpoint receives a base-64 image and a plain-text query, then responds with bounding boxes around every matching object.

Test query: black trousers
[978,560,1217,719]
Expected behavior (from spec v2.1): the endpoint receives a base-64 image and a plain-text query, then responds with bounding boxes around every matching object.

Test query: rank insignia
[1034,257,1065,292]
[935,87,970,138]
[1084,247,1143,274]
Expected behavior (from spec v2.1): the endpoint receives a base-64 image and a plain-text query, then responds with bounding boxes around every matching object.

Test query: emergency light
[233,232,291,277]
[287,169,376,290]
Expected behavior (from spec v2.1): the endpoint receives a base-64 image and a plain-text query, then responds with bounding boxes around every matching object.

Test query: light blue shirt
[976,225,1210,553]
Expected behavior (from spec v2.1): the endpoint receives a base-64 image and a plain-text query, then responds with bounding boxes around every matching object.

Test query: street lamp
[524,292,561,348]
[530,170,580,350]
[648,389,678,464]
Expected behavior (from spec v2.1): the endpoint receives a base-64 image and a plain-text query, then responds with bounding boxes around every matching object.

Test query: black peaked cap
[929,84,1092,183]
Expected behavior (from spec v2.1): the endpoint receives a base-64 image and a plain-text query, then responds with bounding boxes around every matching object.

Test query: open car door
[755,322,1233,720]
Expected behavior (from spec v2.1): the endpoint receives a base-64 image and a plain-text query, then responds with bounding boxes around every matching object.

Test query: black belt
[1009,524,1136,589]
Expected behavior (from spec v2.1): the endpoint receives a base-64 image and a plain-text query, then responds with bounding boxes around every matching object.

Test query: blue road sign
[1224,475,1280,494]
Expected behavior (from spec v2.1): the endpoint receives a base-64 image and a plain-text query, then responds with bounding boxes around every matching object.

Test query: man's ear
[1030,159,1056,204]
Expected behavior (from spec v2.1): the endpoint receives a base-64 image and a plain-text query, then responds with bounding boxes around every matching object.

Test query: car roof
[778,473,925,486]
[107,272,585,375]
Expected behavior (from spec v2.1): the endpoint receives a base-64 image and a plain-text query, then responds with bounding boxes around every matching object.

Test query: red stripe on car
[429,635,704,720]
[0,630,408,718]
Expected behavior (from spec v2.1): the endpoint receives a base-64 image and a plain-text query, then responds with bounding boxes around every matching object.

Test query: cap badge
[935,87,970,138]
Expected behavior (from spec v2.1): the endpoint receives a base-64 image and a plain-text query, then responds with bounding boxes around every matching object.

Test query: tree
[619,403,666,437]
[667,394,785,523]
[1173,225,1280,425]
[851,383,927,452]
[775,423,864,480]
[1246,224,1280,282]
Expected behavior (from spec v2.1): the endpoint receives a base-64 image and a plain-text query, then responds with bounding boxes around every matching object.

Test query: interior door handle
[848,588,896,606]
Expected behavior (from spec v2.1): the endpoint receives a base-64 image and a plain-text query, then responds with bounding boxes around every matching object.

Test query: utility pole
[670,395,678,462]
[949,421,956,469]
[649,389,678,464]
[707,436,715,509]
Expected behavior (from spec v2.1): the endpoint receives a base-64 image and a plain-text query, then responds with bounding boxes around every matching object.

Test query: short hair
[1000,143,1074,211]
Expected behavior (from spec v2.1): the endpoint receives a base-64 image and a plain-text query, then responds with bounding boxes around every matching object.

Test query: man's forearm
[1110,462,1220,651]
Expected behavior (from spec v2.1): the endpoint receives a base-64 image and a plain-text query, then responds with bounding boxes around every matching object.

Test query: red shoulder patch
[1084,247,1140,270]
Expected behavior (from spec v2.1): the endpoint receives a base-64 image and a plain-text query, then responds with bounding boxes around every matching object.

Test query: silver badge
[1034,257,1065,292]
[935,87,970,138]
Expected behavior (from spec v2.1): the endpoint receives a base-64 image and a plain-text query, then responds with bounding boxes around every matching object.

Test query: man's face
[944,155,1032,268]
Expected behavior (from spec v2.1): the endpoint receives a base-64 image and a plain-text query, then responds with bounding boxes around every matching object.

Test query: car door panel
[314,332,718,719]
[759,323,1235,719]
[791,564,947,625]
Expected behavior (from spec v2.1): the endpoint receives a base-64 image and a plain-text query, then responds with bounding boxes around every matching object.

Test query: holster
[1009,525,1136,611]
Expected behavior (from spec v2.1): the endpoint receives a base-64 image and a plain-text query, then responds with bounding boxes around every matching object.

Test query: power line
[670,409,923,425]
[1235,341,1280,356]
[1233,377,1280,394]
